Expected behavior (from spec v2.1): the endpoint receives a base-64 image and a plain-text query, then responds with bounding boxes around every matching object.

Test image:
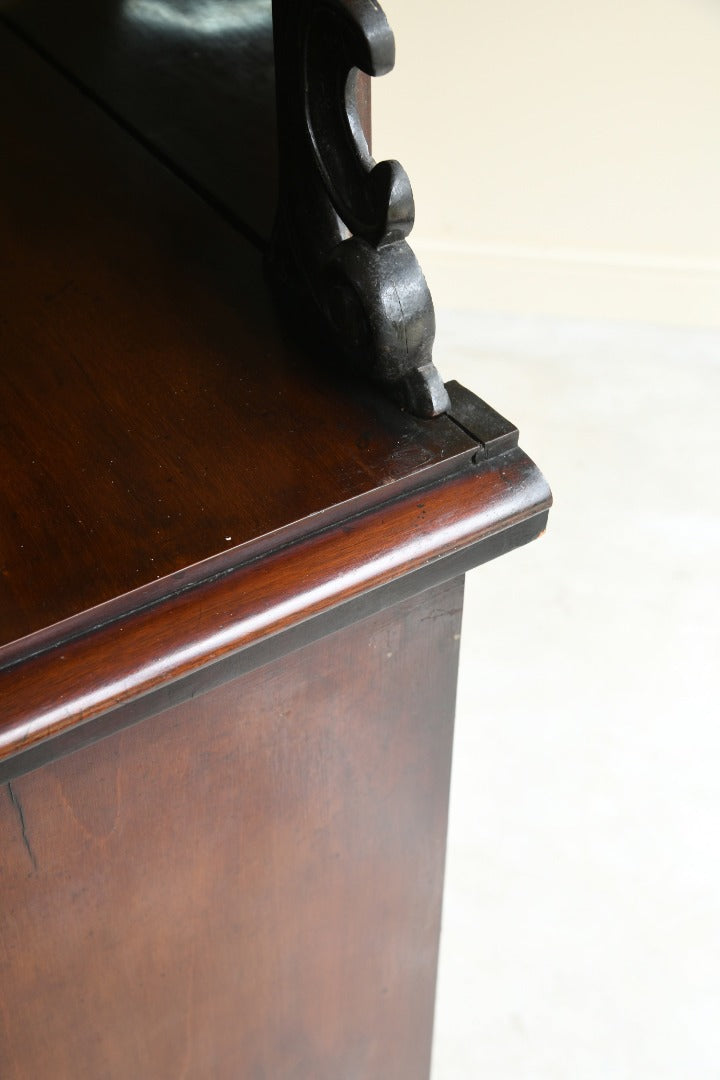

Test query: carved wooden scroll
[269,0,449,418]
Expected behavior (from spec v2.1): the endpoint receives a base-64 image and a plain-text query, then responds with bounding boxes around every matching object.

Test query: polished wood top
[0,24,475,658]
[0,22,550,774]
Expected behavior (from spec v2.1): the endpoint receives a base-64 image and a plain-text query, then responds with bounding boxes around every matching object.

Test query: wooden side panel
[0,579,463,1079]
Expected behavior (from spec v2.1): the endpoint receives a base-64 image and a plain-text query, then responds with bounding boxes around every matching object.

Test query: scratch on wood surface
[7,782,37,871]
[419,607,463,623]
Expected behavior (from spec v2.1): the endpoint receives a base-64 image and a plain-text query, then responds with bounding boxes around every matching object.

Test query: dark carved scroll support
[268,0,449,418]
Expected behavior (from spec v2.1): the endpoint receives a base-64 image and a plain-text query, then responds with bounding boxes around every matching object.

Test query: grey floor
[430,312,720,1079]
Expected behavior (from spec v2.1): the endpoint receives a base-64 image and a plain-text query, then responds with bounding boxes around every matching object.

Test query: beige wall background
[372,0,720,325]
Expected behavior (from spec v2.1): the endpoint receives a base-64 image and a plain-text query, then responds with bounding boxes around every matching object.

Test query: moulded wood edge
[0,448,551,766]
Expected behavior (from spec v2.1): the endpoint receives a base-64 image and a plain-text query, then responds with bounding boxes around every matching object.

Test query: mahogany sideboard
[0,3,551,1076]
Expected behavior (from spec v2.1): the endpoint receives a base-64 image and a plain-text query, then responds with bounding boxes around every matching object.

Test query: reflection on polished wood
[1,581,462,1078]
[1,0,278,239]
[0,23,477,657]
[0,9,550,1078]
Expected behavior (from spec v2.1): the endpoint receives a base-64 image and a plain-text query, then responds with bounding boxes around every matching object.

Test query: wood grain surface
[0,448,549,771]
[0,581,462,1080]
[0,24,475,656]
[0,24,550,778]
[0,13,552,1080]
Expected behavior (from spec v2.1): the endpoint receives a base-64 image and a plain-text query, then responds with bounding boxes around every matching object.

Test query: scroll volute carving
[269,0,449,418]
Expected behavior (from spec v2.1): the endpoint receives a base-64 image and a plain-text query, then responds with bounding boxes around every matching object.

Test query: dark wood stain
[1,0,372,245]
[1,0,279,241]
[0,449,549,767]
[0,582,462,1080]
[0,24,476,655]
[1,16,550,1076]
